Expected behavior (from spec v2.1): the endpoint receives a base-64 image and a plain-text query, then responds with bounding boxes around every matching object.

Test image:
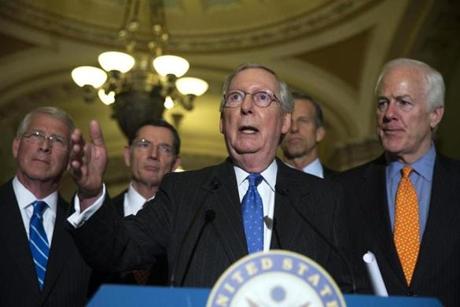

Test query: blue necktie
[242,173,264,253]
[29,200,49,290]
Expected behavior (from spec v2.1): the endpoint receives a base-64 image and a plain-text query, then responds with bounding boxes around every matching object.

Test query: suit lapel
[412,155,459,285]
[206,160,248,261]
[0,181,41,298]
[359,160,407,285]
[271,162,311,251]
[176,160,248,281]
[41,197,71,300]
[112,191,126,217]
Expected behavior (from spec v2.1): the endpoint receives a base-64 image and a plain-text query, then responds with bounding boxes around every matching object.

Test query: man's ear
[219,115,224,135]
[315,126,326,143]
[172,157,182,171]
[12,137,20,159]
[123,146,131,167]
[430,106,444,129]
[281,112,292,134]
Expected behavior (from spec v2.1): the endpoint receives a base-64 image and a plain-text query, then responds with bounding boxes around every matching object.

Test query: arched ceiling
[0,0,459,192]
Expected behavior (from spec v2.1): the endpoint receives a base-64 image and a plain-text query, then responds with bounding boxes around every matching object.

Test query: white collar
[302,158,324,178]
[234,159,277,192]
[12,176,58,211]
[126,183,155,205]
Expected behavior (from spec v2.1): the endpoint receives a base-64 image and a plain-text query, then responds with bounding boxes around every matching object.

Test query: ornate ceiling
[0,0,459,195]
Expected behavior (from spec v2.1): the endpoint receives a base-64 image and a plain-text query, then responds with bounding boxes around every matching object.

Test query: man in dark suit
[281,91,337,178]
[0,106,92,307]
[67,64,352,290]
[338,58,459,306]
[107,119,180,285]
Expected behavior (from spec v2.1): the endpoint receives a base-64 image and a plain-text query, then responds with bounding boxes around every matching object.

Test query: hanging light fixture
[71,0,208,138]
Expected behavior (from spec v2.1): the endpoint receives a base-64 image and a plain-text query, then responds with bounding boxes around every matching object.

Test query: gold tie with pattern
[394,165,420,285]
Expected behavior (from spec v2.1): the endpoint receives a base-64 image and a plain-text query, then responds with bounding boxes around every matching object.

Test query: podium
[88,285,443,307]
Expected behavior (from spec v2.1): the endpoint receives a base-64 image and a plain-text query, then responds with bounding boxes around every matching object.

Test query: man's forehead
[135,125,173,141]
[28,113,69,132]
[231,68,279,87]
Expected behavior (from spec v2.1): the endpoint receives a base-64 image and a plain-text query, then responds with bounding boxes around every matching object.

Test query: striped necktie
[242,173,264,253]
[394,166,420,285]
[29,200,49,290]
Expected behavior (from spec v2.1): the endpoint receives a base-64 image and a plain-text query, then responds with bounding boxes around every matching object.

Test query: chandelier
[70,0,208,138]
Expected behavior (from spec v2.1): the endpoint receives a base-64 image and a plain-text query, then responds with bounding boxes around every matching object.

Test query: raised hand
[69,120,108,210]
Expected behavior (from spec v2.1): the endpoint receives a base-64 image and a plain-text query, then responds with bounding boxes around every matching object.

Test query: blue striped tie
[242,173,264,253]
[29,200,49,290]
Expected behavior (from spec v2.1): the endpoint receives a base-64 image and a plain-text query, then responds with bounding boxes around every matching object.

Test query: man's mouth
[382,127,403,134]
[144,165,159,171]
[239,126,259,134]
[32,158,50,165]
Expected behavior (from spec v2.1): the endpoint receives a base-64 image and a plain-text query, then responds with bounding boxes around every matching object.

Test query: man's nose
[240,94,254,113]
[38,136,52,151]
[383,101,398,119]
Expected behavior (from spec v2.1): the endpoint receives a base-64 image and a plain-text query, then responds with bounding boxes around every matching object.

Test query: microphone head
[263,216,273,230]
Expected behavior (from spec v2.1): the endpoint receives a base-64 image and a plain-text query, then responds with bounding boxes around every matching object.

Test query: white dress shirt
[123,183,155,217]
[234,159,277,252]
[285,158,324,178]
[13,176,58,244]
[302,158,324,178]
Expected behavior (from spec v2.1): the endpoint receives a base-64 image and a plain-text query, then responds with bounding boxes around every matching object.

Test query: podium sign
[88,251,442,307]
[88,285,442,307]
[206,250,345,306]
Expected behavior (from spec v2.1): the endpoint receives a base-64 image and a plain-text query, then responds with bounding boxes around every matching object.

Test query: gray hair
[220,63,294,113]
[16,106,75,138]
[375,58,445,111]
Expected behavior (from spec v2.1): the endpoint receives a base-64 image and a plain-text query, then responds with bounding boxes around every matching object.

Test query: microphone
[276,185,356,293]
[263,216,273,230]
[169,178,219,287]
[265,216,283,250]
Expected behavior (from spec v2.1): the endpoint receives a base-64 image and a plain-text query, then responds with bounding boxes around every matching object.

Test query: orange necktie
[394,165,420,285]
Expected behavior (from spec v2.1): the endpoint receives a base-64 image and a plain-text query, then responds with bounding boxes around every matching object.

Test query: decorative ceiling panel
[0,0,379,52]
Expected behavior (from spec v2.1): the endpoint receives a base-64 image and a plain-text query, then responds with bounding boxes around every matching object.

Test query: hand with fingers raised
[69,120,108,211]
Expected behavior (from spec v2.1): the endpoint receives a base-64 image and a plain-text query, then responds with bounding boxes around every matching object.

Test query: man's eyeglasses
[132,139,174,156]
[223,90,280,108]
[22,130,68,148]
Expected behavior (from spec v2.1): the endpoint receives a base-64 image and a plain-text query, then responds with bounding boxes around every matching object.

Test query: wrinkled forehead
[230,68,280,93]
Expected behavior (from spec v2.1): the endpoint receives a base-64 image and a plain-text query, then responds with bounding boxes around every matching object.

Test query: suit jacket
[111,190,168,285]
[0,180,92,307]
[69,158,352,290]
[338,154,460,306]
[323,165,339,179]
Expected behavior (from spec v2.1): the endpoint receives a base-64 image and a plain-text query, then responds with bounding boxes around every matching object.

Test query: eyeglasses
[223,90,280,108]
[132,138,174,156]
[22,130,68,148]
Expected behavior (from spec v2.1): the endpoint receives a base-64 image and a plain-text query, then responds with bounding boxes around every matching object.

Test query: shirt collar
[126,183,155,207]
[387,144,436,181]
[234,159,277,192]
[302,158,324,178]
[12,176,58,211]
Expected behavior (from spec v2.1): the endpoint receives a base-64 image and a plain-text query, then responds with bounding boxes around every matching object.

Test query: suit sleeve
[67,179,174,273]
